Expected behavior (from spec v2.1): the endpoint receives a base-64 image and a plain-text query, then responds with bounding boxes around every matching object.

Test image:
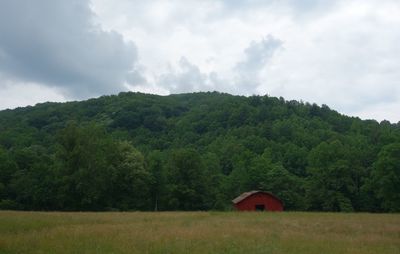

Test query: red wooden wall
[234,192,283,211]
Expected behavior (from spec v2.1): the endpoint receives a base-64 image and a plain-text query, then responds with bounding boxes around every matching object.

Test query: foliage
[0,92,399,211]
[371,143,400,212]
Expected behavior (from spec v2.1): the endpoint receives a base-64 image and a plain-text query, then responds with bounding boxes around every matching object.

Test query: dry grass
[0,211,399,254]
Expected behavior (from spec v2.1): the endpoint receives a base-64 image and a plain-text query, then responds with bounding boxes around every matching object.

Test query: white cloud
[155,57,215,94]
[0,78,66,110]
[234,35,283,93]
[256,0,400,122]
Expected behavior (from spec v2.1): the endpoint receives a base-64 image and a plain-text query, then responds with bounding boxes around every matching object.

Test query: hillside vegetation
[0,92,399,211]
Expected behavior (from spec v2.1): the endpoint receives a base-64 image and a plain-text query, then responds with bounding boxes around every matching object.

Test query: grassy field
[0,211,399,254]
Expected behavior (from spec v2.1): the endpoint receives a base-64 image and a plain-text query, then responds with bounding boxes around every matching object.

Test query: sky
[0,0,399,123]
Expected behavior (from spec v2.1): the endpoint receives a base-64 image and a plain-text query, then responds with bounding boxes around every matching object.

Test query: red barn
[232,190,284,211]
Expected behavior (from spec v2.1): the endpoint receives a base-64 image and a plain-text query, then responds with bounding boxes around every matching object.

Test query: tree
[247,152,305,210]
[9,145,58,210]
[166,149,210,210]
[306,141,356,211]
[1,92,400,212]
[371,143,400,212]
[147,150,167,211]
[110,141,152,210]
[56,122,151,210]
[0,148,17,200]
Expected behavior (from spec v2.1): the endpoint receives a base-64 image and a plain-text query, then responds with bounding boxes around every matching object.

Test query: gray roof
[232,190,282,204]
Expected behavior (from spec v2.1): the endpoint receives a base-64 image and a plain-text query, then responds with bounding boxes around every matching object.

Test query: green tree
[247,152,305,210]
[9,145,57,210]
[110,141,152,210]
[56,122,151,210]
[371,143,400,212]
[166,149,210,210]
[147,150,167,211]
[0,148,17,199]
[306,141,356,211]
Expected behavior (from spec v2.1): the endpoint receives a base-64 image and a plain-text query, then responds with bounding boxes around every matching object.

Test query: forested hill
[0,92,399,212]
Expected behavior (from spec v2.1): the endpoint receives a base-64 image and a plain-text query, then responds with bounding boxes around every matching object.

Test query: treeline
[0,92,399,212]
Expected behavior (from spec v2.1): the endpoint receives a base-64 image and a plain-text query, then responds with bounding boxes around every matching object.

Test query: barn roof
[232,190,282,204]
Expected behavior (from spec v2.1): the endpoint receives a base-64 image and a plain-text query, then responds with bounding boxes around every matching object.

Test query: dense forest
[0,92,399,212]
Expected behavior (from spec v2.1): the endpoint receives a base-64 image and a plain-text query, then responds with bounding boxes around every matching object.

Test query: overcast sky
[0,0,399,122]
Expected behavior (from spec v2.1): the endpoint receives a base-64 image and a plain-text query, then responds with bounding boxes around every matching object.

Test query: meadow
[0,211,399,254]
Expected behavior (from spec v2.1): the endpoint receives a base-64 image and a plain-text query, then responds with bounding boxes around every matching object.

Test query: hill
[0,92,399,211]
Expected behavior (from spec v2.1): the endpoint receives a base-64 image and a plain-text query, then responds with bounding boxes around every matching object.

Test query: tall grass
[0,211,399,253]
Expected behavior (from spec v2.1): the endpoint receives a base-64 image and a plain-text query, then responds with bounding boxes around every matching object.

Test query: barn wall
[234,193,283,211]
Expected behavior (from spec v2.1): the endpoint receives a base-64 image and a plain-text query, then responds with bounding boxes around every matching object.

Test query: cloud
[256,0,400,122]
[234,35,283,93]
[0,76,66,110]
[236,36,283,73]
[156,57,216,93]
[0,0,144,98]
[152,36,282,95]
